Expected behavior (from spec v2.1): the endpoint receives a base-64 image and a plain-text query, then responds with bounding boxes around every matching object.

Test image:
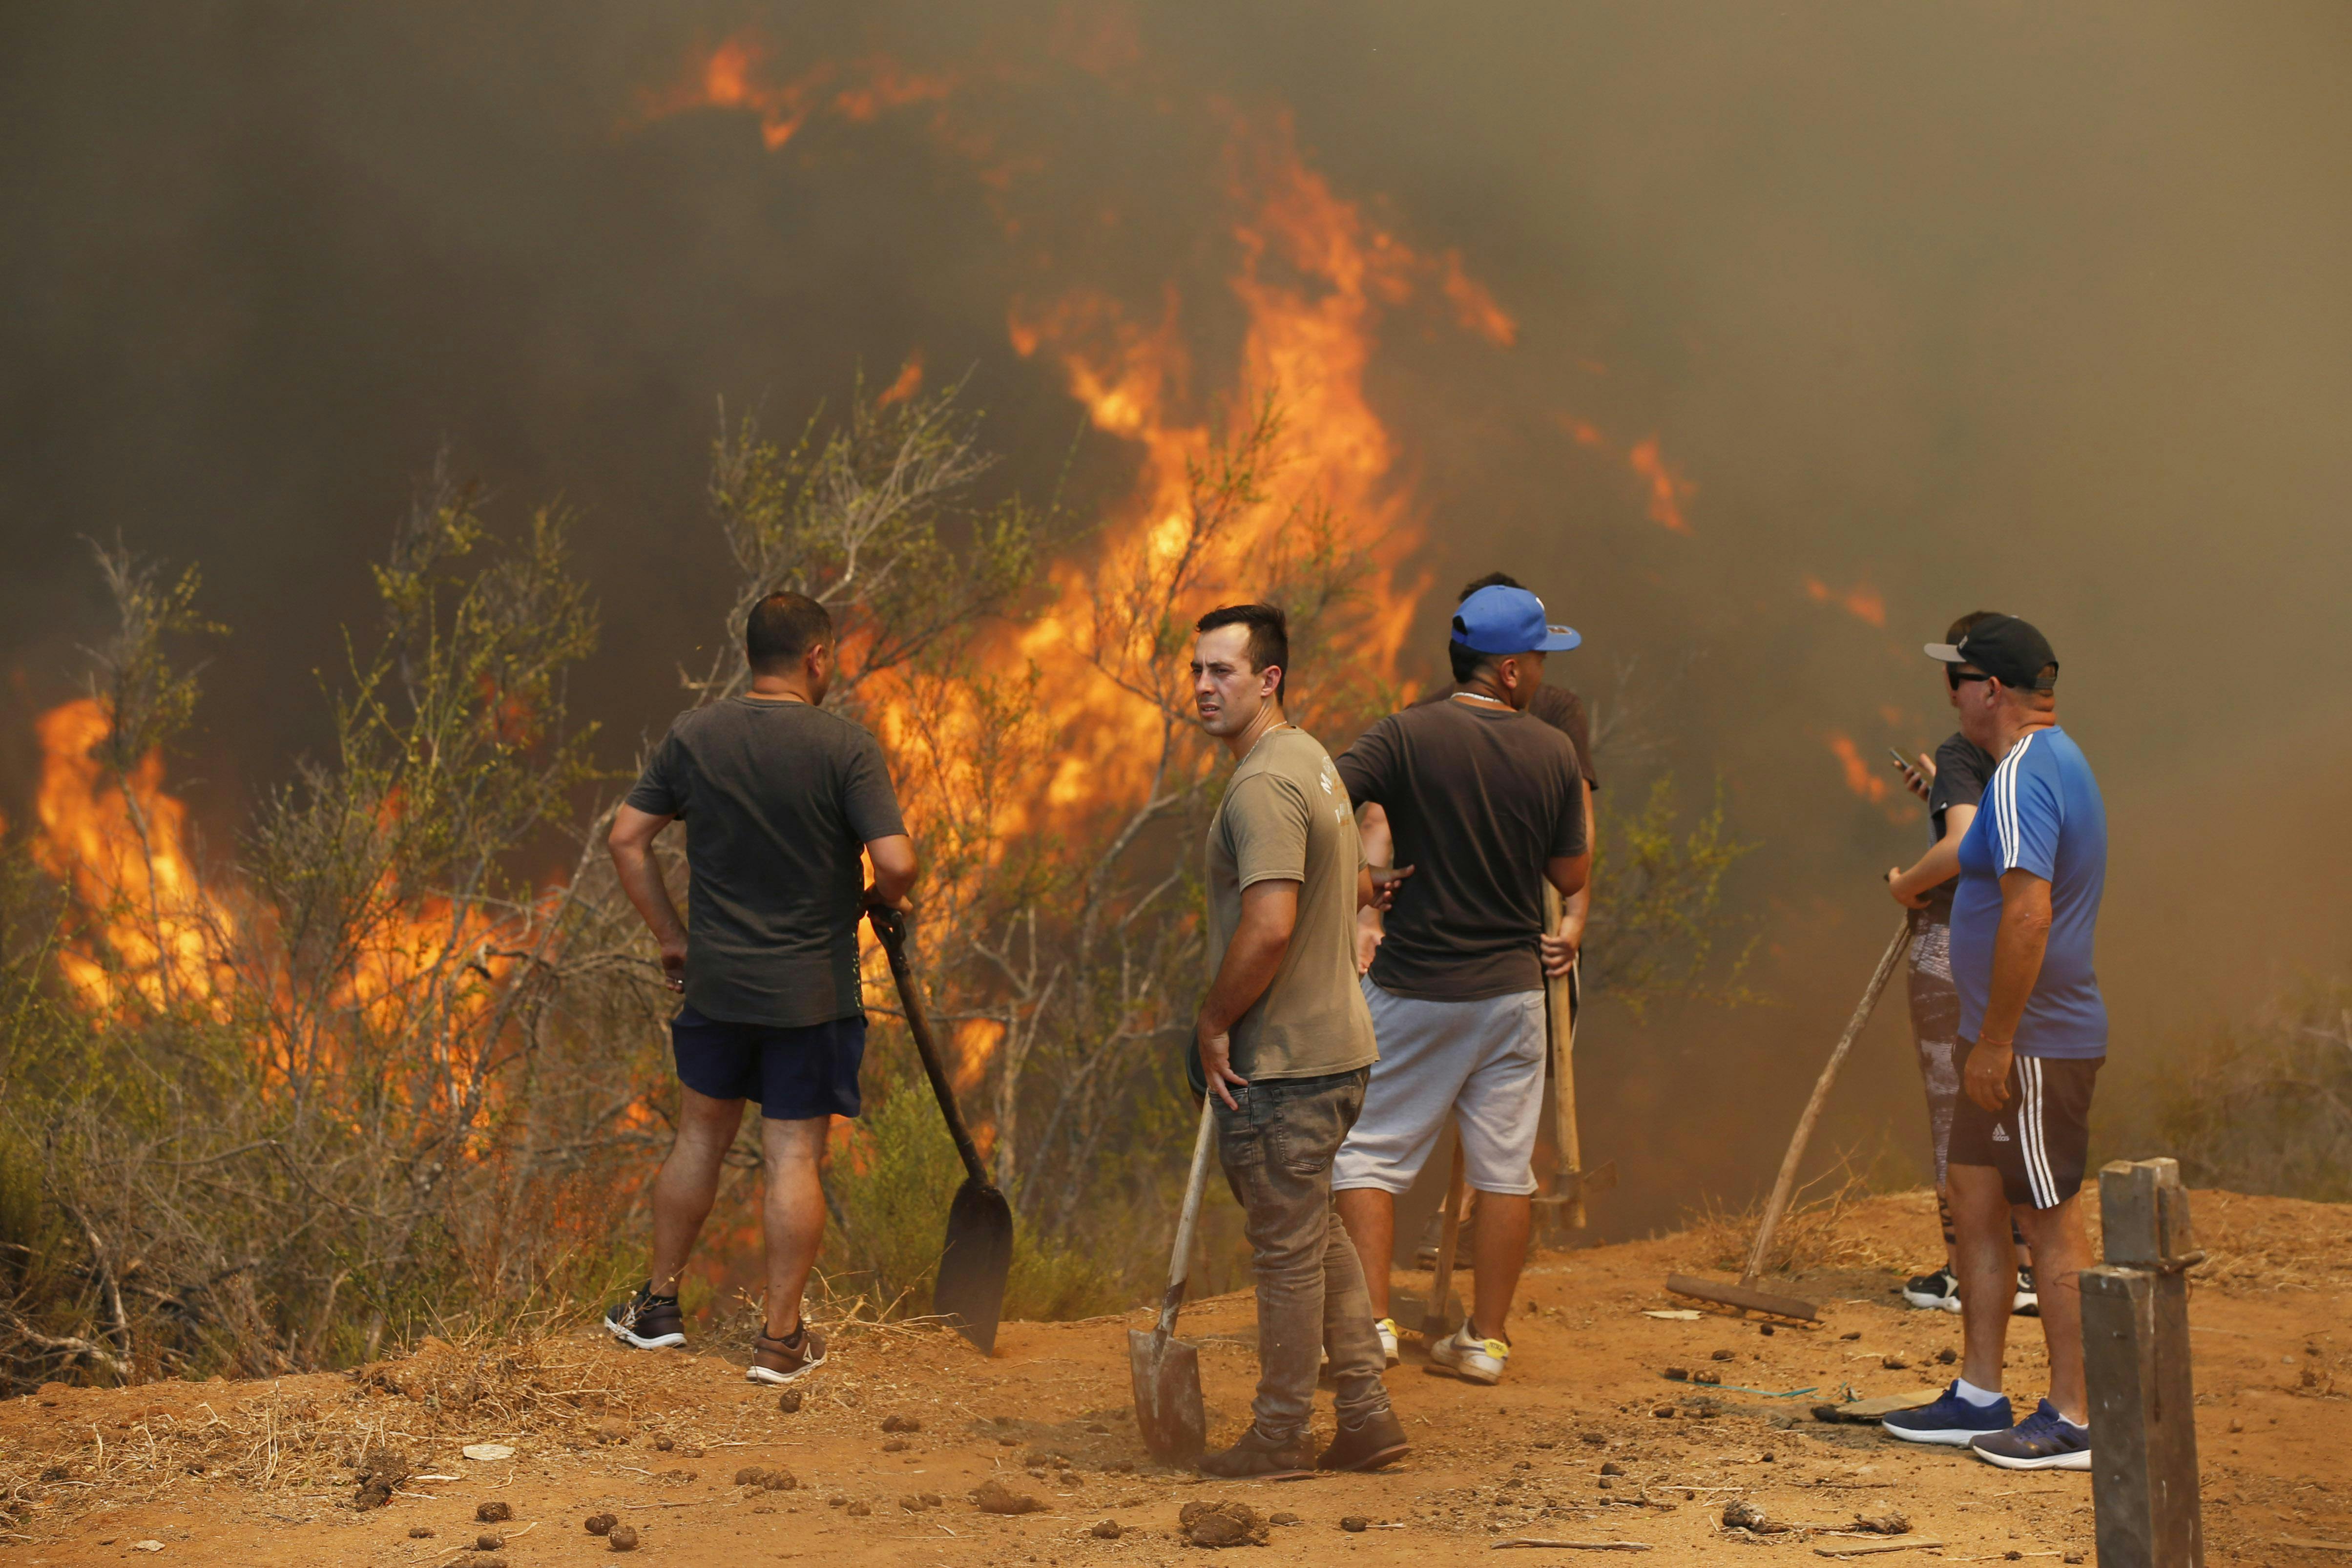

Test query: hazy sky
[4,1,2346,1234]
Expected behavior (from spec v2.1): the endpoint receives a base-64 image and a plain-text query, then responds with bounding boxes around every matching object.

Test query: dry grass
[1674,1162,1918,1282]
[0,1284,966,1543]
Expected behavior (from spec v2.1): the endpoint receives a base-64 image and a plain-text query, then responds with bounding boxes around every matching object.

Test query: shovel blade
[1127,1328,1206,1467]
[934,1179,1014,1354]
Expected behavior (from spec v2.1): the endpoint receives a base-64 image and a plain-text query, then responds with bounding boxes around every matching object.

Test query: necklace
[1453,690,1509,707]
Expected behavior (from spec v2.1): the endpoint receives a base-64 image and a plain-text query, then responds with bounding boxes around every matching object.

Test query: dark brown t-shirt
[1336,697,1588,1001]
[1417,682,1598,789]
[625,697,906,1028]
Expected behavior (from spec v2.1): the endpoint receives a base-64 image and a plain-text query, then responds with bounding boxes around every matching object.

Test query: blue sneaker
[1880,1381,2014,1446]
[1970,1399,2091,1471]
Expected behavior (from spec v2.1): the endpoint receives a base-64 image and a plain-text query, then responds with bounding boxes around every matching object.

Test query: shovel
[1129,1093,1218,1466]
[868,905,1013,1354]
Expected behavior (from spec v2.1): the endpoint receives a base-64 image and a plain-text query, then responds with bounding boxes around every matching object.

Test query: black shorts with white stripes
[1947,1044,2103,1210]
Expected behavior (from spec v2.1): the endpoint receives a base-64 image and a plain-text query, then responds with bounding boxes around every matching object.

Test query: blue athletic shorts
[670,1004,866,1121]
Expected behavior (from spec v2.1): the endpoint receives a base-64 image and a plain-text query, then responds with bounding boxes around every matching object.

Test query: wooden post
[2082,1157,2204,1568]
[1542,884,1586,1229]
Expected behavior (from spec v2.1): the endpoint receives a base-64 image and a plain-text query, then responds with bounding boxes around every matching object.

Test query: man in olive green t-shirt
[1188,603,1407,1480]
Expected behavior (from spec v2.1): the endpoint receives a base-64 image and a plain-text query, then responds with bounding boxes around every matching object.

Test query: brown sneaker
[746,1324,827,1385]
[604,1286,686,1350]
[1317,1407,1409,1471]
[1198,1424,1314,1480]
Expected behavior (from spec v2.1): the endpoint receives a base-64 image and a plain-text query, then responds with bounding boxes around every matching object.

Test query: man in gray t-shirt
[602,591,916,1389]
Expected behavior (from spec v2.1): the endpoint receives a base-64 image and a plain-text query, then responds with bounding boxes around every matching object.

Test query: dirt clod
[474,1558,508,1568]
[1723,1500,1784,1533]
[882,1437,909,1452]
[1882,1353,1910,1370]
[652,1435,673,1451]
[476,1501,512,1523]
[476,1532,506,1551]
[39,1466,70,1483]
[1092,1519,1123,1539]
[881,1413,923,1432]
[606,1523,640,1551]
[1181,1499,1270,1547]
[1599,1462,1624,1476]
[734,1465,797,1491]
[1693,1370,1721,1385]
[1340,1515,1369,1533]
[1853,1509,1912,1535]
[1652,1405,1675,1418]
[1938,1347,1957,1364]
[1840,1331,1862,1341]
[1270,1512,1299,1526]
[1760,1324,1776,1337]
[846,1500,872,1517]
[351,1449,411,1510]
[776,1389,803,1414]
[1580,1432,1608,1446]
[408,1527,436,1539]
[972,1478,1045,1516]
[1711,1349,1734,1361]
[584,1513,617,1535]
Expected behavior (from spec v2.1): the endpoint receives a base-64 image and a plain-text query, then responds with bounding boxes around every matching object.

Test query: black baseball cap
[1925,614,2059,692]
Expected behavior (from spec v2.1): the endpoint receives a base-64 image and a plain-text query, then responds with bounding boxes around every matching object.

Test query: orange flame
[1823,731,1892,805]
[1804,576,1888,628]
[875,352,925,409]
[31,698,235,1012]
[1625,437,1693,535]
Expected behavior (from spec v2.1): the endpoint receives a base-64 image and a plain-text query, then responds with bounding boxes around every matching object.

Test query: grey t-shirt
[1921,732,1997,922]
[624,697,905,1028]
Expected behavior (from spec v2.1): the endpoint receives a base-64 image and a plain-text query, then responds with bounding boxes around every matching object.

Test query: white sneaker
[1428,1321,1509,1385]
[1375,1317,1401,1367]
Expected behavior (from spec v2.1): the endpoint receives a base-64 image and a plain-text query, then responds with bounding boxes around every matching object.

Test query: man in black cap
[1881,615,2107,1473]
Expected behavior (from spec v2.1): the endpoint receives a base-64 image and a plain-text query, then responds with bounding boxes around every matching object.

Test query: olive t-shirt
[1204,727,1380,1082]
[624,697,906,1028]
[1336,696,1588,1001]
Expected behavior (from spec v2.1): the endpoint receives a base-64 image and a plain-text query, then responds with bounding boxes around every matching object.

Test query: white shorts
[1332,978,1548,1198]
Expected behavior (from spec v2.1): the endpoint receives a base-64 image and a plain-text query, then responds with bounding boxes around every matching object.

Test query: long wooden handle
[1153,1095,1220,1338]
[1543,885,1585,1228]
[868,907,994,1192]
[1425,1137,1469,1337]
[1740,919,1914,1286]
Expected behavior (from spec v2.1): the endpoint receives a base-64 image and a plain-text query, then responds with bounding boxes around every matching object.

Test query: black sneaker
[604,1285,686,1350]
[1199,1424,1315,1480]
[2014,1266,2040,1318]
[1317,1407,1409,1472]
[1901,1266,1963,1314]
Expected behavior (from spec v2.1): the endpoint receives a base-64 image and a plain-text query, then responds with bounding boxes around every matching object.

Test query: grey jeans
[1212,1066,1392,1441]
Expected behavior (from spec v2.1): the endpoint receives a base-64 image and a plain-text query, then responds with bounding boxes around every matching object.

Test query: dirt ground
[5,1188,2350,1568]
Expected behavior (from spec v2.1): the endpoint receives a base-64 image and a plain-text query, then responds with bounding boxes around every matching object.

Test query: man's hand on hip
[1965,1039,2014,1112]
[1196,1025,1249,1110]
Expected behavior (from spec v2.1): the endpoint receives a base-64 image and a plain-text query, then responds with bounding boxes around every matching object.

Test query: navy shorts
[671,1004,866,1121]
[1948,1043,2101,1210]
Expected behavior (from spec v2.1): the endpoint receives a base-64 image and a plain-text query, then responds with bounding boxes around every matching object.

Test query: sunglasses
[1946,670,1993,689]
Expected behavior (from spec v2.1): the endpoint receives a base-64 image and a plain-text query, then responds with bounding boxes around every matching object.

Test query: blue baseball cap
[1450,585,1582,656]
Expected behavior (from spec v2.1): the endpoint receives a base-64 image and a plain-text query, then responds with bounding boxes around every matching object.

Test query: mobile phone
[1886,747,1913,771]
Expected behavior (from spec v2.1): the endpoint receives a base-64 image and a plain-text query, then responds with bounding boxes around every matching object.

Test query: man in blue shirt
[1882,615,2106,1472]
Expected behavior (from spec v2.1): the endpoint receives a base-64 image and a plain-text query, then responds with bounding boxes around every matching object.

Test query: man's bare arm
[1196,879,1298,1108]
[1964,869,2053,1110]
[865,833,917,911]
[608,804,687,992]
[1887,802,1977,908]
[1355,802,1393,972]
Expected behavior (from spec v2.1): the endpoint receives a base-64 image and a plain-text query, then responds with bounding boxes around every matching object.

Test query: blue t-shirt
[1950,727,2108,1059]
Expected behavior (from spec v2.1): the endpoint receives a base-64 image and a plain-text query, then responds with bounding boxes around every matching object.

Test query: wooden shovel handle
[1154,1095,1219,1338]
[868,906,994,1192]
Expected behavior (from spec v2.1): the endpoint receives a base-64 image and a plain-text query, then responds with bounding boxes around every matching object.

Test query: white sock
[1953,1378,2004,1407]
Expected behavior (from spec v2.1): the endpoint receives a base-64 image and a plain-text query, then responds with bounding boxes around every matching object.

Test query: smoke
[3,0,2348,1237]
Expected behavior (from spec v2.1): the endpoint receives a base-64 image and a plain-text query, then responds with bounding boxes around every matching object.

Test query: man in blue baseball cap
[1331,584,1591,1388]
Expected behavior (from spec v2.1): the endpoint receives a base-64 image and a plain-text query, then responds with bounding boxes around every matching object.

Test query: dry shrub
[1676,1156,1913,1280]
